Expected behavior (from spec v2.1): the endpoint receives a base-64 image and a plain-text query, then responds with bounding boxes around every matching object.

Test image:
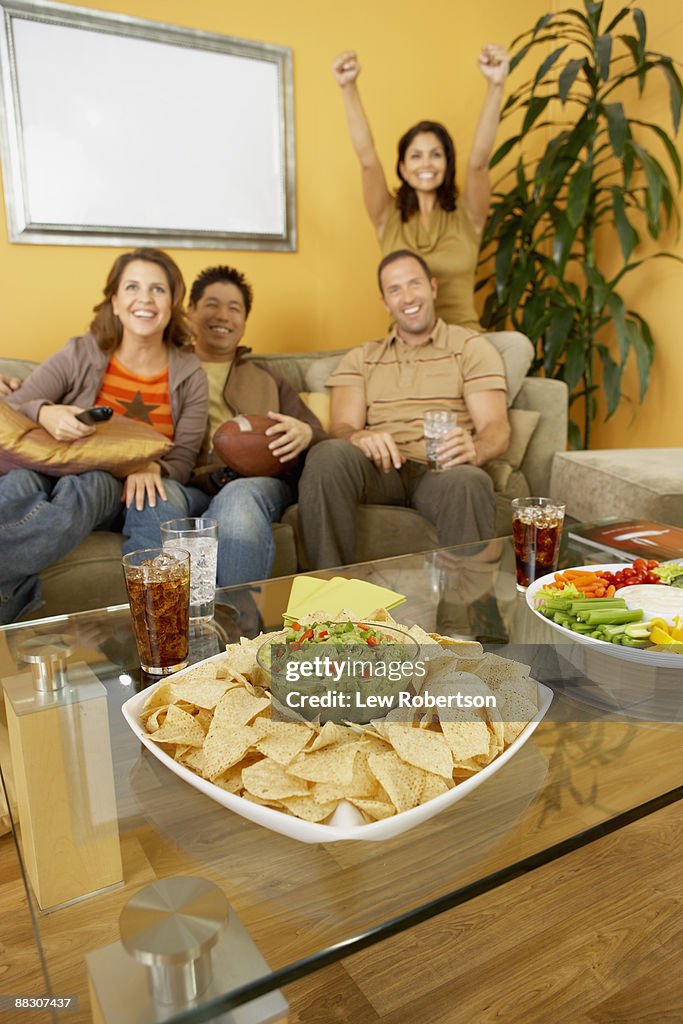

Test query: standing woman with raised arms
[331,45,510,330]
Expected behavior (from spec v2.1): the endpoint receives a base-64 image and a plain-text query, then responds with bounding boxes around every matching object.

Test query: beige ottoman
[550,449,683,526]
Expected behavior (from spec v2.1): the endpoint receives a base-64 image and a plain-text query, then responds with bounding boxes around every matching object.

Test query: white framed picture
[0,0,296,249]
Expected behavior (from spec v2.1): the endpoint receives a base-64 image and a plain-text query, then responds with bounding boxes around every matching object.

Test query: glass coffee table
[1,530,682,1023]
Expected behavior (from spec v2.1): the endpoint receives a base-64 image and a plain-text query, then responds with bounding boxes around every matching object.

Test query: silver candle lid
[120,876,229,1005]
[16,634,73,693]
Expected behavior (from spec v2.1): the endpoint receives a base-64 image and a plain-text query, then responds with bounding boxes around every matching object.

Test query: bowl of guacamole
[257,619,421,724]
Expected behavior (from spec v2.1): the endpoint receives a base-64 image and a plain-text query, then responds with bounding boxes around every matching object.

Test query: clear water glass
[424,411,457,471]
[160,517,218,621]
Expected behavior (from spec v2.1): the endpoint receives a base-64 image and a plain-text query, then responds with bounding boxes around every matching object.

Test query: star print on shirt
[119,391,159,424]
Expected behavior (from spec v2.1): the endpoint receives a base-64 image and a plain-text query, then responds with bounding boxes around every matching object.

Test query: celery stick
[541,599,573,611]
[601,624,627,638]
[624,624,651,640]
[568,599,626,613]
[579,609,643,626]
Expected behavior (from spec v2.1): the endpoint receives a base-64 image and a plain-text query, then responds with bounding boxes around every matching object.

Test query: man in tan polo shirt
[298,249,511,568]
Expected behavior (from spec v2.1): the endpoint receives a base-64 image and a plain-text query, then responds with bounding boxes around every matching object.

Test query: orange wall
[589,1,683,449]
[0,0,544,359]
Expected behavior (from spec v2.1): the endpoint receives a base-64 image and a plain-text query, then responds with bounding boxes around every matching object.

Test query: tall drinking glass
[160,517,218,621]
[122,548,190,675]
[512,497,566,591]
[424,411,457,471]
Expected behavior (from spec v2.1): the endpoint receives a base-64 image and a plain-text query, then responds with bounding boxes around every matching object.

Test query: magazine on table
[569,519,683,562]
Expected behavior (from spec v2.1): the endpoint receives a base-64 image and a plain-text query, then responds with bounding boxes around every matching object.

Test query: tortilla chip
[147,704,205,748]
[367,751,425,813]
[171,676,234,710]
[429,633,484,658]
[212,764,244,793]
[383,723,453,779]
[287,742,359,785]
[142,680,175,714]
[420,772,452,801]
[308,721,357,750]
[179,746,208,775]
[255,721,314,765]
[203,724,259,781]
[469,652,531,690]
[242,759,310,801]
[278,794,337,822]
[348,797,396,821]
[439,719,491,763]
[213,686,271,728]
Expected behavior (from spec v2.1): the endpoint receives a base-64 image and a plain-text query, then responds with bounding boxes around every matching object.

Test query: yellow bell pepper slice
[649,626,677,645]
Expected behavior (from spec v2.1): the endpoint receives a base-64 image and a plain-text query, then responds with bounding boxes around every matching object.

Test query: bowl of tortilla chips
[121,610,552,842]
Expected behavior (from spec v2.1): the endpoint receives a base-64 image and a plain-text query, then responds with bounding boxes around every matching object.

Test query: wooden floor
[285,799,683,1024]
[1,799,682,1023]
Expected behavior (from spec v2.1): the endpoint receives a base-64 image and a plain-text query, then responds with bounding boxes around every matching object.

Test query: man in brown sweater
[124,265,325,585]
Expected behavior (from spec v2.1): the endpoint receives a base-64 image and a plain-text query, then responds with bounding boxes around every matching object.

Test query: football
[212,414,285,477]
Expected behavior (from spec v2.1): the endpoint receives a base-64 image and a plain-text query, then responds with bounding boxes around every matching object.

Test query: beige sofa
[0,350,568,620]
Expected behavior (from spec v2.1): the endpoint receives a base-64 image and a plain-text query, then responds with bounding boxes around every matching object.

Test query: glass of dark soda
[122,548,190,674]
[512,497,566,591]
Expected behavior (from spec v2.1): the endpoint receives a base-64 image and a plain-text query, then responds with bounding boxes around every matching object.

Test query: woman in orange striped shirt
[0,249,207,623]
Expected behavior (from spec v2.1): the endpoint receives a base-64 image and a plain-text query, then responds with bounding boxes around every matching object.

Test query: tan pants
[298,439,495,569]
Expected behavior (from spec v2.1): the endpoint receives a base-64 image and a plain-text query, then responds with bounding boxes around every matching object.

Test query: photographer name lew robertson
[275,652,498,714]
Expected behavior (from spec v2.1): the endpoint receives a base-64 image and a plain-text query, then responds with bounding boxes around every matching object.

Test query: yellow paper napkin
[284,575,405,621]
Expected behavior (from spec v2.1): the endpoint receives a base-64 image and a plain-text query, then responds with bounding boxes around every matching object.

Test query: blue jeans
[0,469,123,624]
[122,476,295,586]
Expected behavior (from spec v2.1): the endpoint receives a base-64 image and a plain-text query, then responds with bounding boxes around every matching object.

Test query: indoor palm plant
[478,1,682,448]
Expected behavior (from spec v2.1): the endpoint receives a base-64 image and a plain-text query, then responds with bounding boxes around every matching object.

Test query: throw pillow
[299,391,331,431]
[0,404,172,478]
[304,355,344,395]
[485,408,541,491]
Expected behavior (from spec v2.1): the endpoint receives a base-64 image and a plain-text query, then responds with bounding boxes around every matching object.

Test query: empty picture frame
[0,0,295,249]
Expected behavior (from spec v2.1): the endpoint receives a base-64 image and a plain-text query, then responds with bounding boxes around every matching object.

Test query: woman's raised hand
[477,44,510,86]
[332,50,361,87]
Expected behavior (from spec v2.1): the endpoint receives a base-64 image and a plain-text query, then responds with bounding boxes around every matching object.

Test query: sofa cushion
[282,503,439,568]
[305,355,344,394]
[550,449,683,526]
[39,531,128,615]
[0,403,172,477]
[0,358,35,382]
[485,332,534,405]
[485,408,541,491]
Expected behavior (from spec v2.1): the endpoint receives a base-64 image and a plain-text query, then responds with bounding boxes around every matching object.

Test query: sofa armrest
[0,358,37,382]
[513,376,568,496]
